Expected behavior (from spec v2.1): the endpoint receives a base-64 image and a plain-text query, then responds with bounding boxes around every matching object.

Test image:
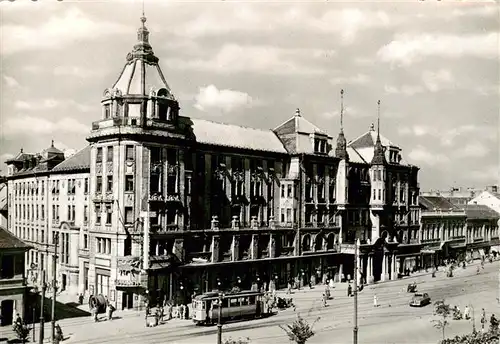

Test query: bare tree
[432,300,452,341]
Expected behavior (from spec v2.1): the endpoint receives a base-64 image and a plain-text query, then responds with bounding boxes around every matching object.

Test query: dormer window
[104,104,111,119]
[314,138,327,154]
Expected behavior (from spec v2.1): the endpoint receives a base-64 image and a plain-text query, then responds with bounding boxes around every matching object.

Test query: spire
[126,12,158,64]
[371,99,386,165]
[295,108,301,117]
[335,89,349,160]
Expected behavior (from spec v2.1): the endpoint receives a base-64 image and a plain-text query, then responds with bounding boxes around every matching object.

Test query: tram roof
[194,290,262,300]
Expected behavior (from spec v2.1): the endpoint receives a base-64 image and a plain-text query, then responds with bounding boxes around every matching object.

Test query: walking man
[373,295,378,307]
[481,308,487,332]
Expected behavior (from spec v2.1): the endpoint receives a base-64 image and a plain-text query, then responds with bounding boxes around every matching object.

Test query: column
[357,254,362,285]
[391,255,397,280]
[367,254,374,284]
[381,254,387,281]
[338,264,343,282]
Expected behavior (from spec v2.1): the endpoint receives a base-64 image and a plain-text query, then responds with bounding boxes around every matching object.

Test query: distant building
[0,177,7,229]
[0,226,30,326]
[464,204,499,259]
[422,185,499,208]
[469,190,500,252]
[419,195,467,267]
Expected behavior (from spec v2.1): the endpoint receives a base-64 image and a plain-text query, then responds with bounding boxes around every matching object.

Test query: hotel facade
[4,16,425,310]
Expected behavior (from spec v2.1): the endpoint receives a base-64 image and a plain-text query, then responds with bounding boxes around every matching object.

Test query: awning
[421,250,435,254]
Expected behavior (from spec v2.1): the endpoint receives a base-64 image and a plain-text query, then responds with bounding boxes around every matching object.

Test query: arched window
[302,234,311,252]
[314,235,323,251]
[326,234,335,250]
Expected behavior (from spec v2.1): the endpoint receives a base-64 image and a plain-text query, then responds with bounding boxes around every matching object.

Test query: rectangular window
[378,189,381,200]
[96,205,101,224]
[104,104,111,119]
[96,147,103,163]
[107,146,113,163]
[41,205,44,220]
[106,175,113,193]
[286,208,292,223]
[72,205,75,222]
[281,208,285,223]
[84,205,88,223]
[83,234,88,249]
[125,207,133,224]
[41,180,45,195]
[56,205,60,222]
[281,185,285,198]
[185,176,191,195]
[125,175,134,192]
[287,185,292,198]
[96,274,110,297]
[126,145,134,161]
[84,178,89,194]
[105,205,112,225]
[96,176,102,193]
[67,205,71,221]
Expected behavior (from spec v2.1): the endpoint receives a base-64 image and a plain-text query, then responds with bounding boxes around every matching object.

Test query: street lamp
[217,291,224,344]
[469,304,476,333]
[353,238,360,344]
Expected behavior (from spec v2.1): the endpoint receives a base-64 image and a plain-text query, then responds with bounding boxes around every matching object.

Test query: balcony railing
[187,251,212,263]
[279,246,294,257]
[92,117,141,130]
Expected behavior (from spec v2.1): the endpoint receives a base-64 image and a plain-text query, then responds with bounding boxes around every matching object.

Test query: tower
[335,89,349,210]
[369,100,387,241]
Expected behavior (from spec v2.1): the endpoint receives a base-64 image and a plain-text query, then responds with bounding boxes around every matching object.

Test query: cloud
[321,106,362,119]
[13,99,93,112]
[422,69,455,92]
[165,44,327,75]
[451,5,498,18]
[0,153,14,162]
[194,85,255,113]
[453,141,490,158]
[175,6,392,44]
[4,116,89,136]
[384,84,424,96]
[330,74,371,86]
[2,75,21,88]
[408,145,450,165]
[377,33,499,66]
[1,8,129,54]
[399,124,496,147]
[53,66,103,78]
[467,165,498,183]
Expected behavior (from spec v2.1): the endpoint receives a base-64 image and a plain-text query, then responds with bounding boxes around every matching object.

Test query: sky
[0,0,498,191]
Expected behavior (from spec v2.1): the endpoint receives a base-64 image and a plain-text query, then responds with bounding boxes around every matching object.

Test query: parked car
[409,293,431,307]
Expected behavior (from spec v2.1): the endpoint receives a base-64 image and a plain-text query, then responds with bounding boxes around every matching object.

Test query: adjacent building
[0,226,30,326]
[5,16,422,310]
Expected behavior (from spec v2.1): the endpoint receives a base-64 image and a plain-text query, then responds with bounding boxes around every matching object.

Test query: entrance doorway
[1,300,14,326]
[121,292,134,310]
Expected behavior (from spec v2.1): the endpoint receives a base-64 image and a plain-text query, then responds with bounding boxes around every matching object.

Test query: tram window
[249,296,256,305]
[222,299,229,308]
[230,298,239,307]
[240,297,249,306]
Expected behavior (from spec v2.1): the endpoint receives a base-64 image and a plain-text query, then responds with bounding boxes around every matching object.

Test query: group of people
[145,301,190,327]
[12,313,63,343]
[452,306,498,332]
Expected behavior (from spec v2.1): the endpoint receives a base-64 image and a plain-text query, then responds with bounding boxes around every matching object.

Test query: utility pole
[353,238,360,344]
[51,232,59,344]
[39,270,46,344]
[217,292,223,344]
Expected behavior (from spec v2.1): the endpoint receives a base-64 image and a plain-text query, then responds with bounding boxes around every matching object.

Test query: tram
[191,290,265,325]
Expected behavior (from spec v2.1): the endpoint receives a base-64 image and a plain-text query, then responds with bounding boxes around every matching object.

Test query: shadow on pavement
[25,293,91,324]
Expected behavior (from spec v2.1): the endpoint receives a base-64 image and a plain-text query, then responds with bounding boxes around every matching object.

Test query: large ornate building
[5,16,422,310]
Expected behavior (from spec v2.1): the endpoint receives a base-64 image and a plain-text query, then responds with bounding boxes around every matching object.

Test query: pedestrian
[322,293,327,308]
[78,293,84,305]
[373,295,378,307]
[107,303,115,321]
[464,305,470,320]
[286,281,292,295]
[92,305,99,322]
[347,284,352,297]
[54,323,63,344]
[481,308,487,331]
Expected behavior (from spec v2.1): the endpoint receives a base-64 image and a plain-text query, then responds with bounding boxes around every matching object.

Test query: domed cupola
[100,15,179,124]
[335,89,349,161]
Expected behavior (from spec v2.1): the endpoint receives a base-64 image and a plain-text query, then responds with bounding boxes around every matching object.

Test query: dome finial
[51,140,54,148]
[295,108,301,117]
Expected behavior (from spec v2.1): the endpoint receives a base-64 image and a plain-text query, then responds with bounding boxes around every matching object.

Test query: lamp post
[39,270,46,344]
[217,292,223,344]
[469,304,476,333]
[51,231,59,344]
[353,238,360,344]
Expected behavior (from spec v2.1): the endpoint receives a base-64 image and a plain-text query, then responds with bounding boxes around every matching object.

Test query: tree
[279,314,320,344]
[439,330,499,344]
[432,300,451,341]
[223,337,251,344]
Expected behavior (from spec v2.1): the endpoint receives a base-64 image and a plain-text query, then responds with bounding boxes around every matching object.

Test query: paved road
[56,260,499,344]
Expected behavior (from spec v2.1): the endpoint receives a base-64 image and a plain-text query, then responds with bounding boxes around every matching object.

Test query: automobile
[409,293,431,307]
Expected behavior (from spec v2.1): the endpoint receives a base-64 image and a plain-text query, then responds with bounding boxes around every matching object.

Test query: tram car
[192,290,265,325]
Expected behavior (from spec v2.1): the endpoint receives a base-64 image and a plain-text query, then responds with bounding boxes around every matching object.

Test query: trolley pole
[353,238,360,344]
[217,292,223,344]
[51,232,59,344]
[39,270,46,344]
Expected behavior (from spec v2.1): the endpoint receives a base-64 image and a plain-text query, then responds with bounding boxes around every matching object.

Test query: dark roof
[466,204,500,220]
[52,146,91,173]
[419,195,459,211]
[0,226,30,249]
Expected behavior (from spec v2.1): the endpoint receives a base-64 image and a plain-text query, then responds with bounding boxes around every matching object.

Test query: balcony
[0,277,26,289]
[150,224,179,234]
[92,117,141,131]
[279,246,295,257]
[165,193,181,204]
[167,165,178,176]
[187,251,212,263]
[221,251,232,262]
[148,193,165,203]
